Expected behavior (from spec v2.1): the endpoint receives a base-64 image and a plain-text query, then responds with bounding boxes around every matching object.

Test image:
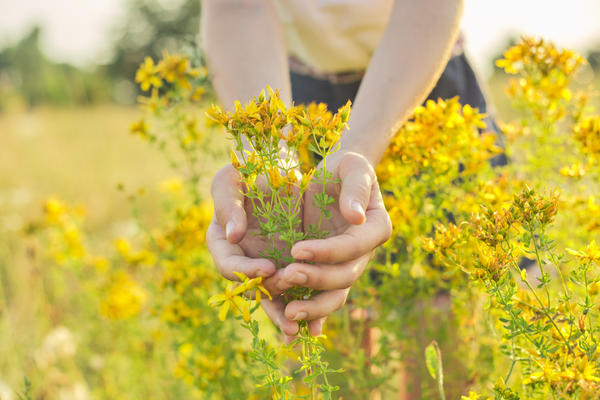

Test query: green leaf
[425,341,440,381]
[425,341,446,400]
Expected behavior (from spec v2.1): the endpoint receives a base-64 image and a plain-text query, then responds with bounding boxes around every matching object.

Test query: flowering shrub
[19,36,600,399]
[206,89,350,399]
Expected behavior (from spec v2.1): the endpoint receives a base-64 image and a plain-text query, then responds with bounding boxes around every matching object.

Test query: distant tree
[106,0,201,85]
[0,27,111,109]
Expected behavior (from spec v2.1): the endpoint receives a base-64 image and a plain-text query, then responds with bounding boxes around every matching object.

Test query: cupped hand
[206,164,302,338]
[206,164,276,280]
[262,151,392,342]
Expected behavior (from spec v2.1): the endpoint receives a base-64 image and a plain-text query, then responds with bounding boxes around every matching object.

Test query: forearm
[340,0,464,165]
[201,0,291,108]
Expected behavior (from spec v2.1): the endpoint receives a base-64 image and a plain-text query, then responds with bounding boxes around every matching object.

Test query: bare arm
[201,0,291,107]
[341,0,464,165]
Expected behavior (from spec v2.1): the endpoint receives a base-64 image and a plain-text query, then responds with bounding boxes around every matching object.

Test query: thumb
[337,152,374,225]
[211,164,247,243]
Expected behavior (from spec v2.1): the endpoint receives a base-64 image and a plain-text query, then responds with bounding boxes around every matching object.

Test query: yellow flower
[157,51,192,89]
[567,240,600,263]
[190,87,205,102]
[100,272,147,320]
[573,116,600,161]
[43,197,67,224]
[208,272,271,321]
[559,162,586,179]
[158,177,184,193]
[582,359,600,383]
[205,104,229,125]
[207,283,248,321]
[115,238,131,258]
[135,57,162,91]
[461,391,482,400]
[129,119,151,141]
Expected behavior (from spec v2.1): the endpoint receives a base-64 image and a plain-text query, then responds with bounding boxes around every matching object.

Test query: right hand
[205,164,300,336]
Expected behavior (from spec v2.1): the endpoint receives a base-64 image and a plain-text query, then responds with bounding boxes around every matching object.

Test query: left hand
[263,151,392,343]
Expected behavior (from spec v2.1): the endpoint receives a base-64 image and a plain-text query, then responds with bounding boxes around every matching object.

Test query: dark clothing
[291,53,486,114]
[290,53,507,166]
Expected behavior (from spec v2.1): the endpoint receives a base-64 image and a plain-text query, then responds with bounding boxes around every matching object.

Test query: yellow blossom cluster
[424,185,600,398]
[428,187,560,282]
[40,198,87,264]
[32,197,156,323]
[99,272,147,320]
[379,97,499,179]
[114,237,156,266]
[567,240,600,264]
[376,96,502,287]
[174,343,227,388]
[150,202,220,327]
[206,86,350,195]
[207,86,350,267]
[496,36,586,122]
[135,51,204,92]
[573,116,600,163]
[130,52,211,156]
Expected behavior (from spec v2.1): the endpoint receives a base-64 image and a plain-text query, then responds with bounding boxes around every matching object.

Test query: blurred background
[0,0,599,399]
[1,0,599,203]
[2,0,599,245]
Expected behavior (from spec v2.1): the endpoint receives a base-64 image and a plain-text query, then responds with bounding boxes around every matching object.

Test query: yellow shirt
[273,0,395,73]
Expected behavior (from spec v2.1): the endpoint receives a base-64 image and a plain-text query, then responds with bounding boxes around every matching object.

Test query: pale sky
[1,0,600,76]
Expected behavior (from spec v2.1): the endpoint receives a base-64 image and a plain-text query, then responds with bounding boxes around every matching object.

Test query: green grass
[0,105,177,231]
[0,104,207,399]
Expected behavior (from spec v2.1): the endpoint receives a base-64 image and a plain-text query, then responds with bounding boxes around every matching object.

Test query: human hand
[206,163,306,337]
[262,151,392,342]
[206,164,277,280]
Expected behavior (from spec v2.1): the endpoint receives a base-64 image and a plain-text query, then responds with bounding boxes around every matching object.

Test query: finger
[271,252,371,293]
[284,334,296,346]
[337,152,375,225]
[261,297,299,337]
[261,269,288,297]
[308,317,327,337]
[284,288,350,321]
[211,164,247,243]
[291,205,391,264]
[206,218,275,280]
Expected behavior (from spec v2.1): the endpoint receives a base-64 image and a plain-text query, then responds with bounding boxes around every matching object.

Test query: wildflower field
[2,38,600,400]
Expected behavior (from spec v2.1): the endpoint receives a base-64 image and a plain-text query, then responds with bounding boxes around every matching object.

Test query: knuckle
[320,247,334,264]
[311,269,326,289]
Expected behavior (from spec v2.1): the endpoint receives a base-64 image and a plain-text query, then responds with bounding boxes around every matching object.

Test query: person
[201,0,493,344]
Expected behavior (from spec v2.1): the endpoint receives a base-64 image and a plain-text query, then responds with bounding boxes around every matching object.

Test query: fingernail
[289,272,307,285]
[351,200,365,219]
[225,221,235,240]
[293,311,307,321]
[293,250,313,261]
